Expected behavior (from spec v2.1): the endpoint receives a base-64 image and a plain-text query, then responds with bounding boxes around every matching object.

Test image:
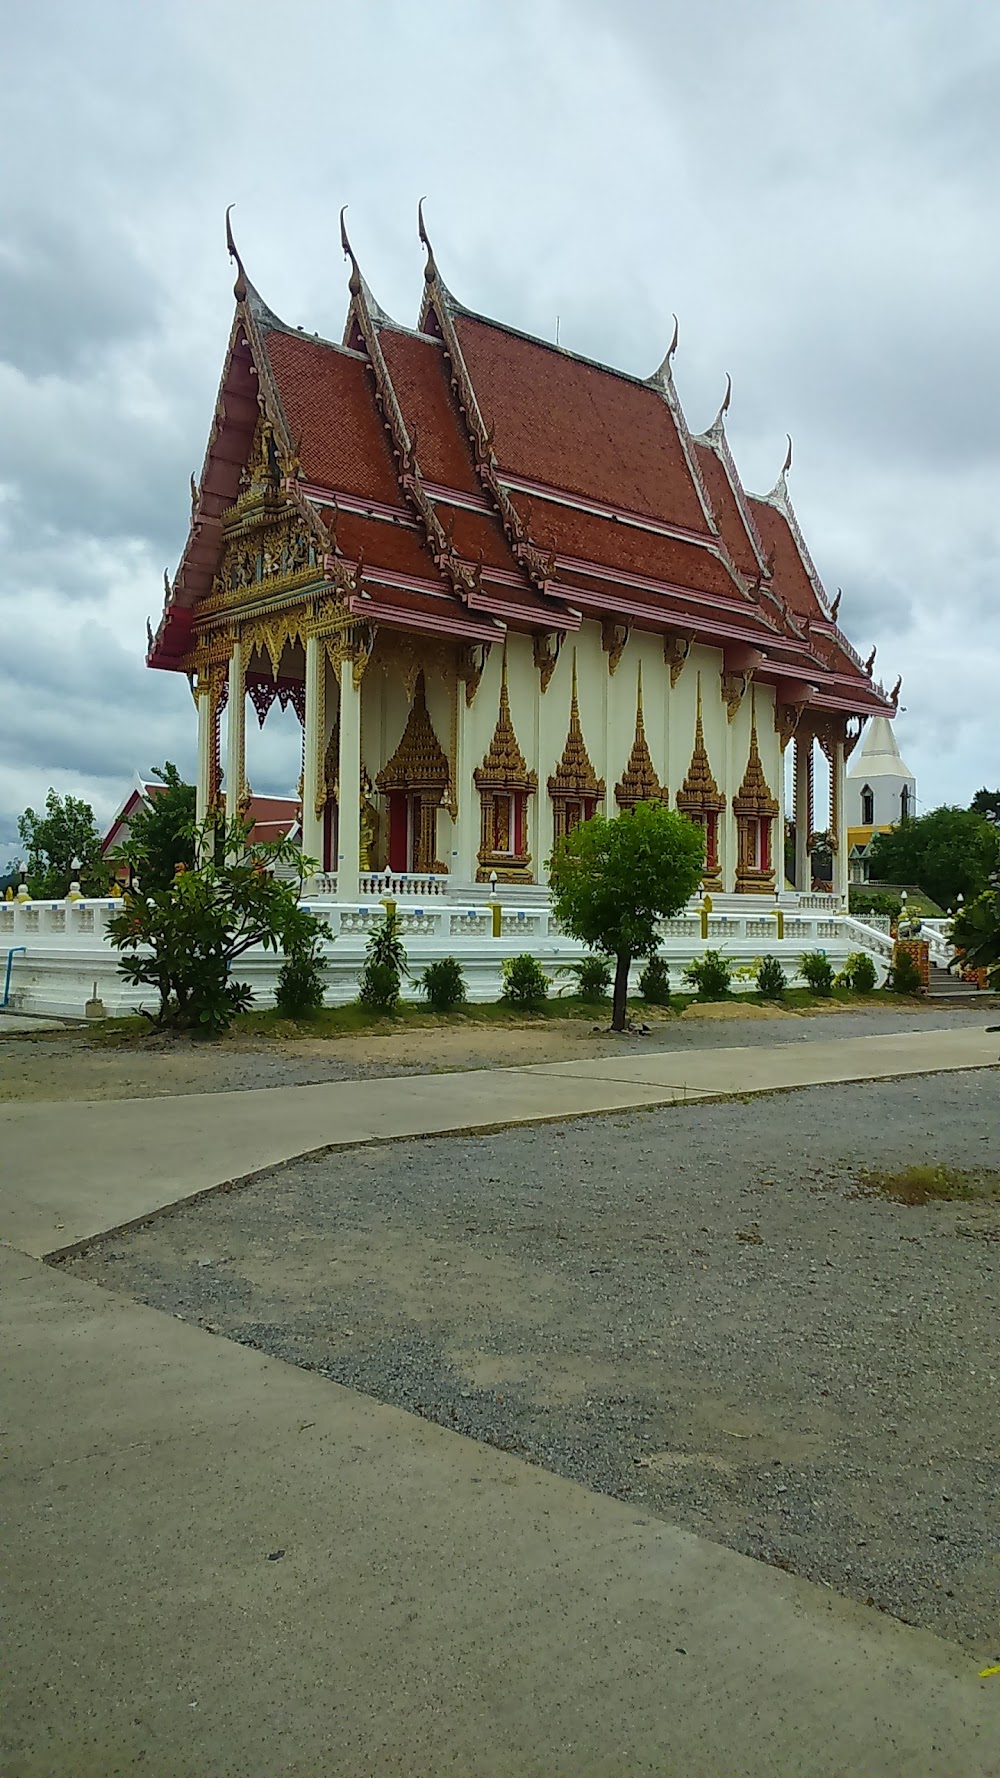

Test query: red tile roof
[451,312,711,535]
[512,492,744,606]
[152,264,893,713]
[747,496,826,622]
[262,331,404,509]
[377,327,482,496]
[693,441,764,581]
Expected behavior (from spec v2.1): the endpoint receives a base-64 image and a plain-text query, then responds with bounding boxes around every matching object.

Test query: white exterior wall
[844,770,917,831]
[457,622,783,892]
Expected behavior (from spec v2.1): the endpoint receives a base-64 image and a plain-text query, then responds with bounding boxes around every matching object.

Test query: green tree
[548,801,705,1032]
[970,788,1000,827]
[113,764,197,894]
[868,806,1000,909]
[949,885,1000,989]
[108,818,321,1034]
[17,790,109,898]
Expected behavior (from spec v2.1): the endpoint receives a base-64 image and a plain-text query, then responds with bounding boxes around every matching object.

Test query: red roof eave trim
[346,593,500,643]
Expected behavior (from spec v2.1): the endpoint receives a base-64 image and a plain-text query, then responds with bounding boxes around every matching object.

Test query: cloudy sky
[2,0,997,860]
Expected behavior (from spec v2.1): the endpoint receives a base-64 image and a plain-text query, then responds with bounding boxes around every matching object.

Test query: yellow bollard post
[699,895,712,941]
[380,897,397,921]
[772,907,784,940]
[491,900,502,938]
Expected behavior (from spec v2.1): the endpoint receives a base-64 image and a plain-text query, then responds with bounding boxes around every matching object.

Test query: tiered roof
[150,210,897,721]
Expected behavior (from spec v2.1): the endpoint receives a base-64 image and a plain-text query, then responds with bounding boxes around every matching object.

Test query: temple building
[149,208,898,904]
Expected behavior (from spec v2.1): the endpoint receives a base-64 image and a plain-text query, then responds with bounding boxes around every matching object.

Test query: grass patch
[854,1164,1000,1206]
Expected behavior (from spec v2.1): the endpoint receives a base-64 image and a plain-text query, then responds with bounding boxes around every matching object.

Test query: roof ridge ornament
[648,314,679,386]
[417,196,436,285]
[225,203,247,301]
[340,205,362,297]
[766,434,793,504]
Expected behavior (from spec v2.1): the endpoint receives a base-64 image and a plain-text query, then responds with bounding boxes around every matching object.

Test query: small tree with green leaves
[501,953,549,1008]
[549,801,705,1032]
[684,948,732,1000]
[756,955,786,999]
[113,763,197,895]
[108,818,318,1034]
[17,790,109,898]
[638,953,671,1005]
[800,950,834,996]
[357,910,408,1011]
[420,957,467,1013]
[949,885,1000,989]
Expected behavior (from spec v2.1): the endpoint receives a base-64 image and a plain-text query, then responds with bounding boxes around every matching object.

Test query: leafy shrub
[799,950,834,996]
[421,956,467,1013]
[358,960,401,1012]
[838,950,878,994]
[638,953,671,1005]
[888,947,922,995]
[683,948,732,999]
[275,944,327,1018]
[366,909,408,976]
[559,954,612,1002]
[502,953,549,1008]
[108,816,315,1035]
[755,954,786,999]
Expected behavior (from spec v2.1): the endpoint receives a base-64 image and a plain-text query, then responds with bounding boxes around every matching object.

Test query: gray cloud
[0,0,997,864]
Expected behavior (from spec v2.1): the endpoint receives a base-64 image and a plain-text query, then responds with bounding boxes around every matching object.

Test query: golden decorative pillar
[675,675,725,888]
[473,649,537,882]
[733,698,779,892]
[547,652,605,844]
[375,672,450,874]
[615,665,662,810]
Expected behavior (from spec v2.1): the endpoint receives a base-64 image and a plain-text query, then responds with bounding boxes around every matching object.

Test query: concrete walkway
[4,1244,1000,1778]
[3,1024,1000,1776]
[1,1023,996,1259]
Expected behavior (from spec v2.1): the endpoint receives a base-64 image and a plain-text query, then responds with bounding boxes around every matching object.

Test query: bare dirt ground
[67,1068,1000,1654]
[0,1000,992,1103]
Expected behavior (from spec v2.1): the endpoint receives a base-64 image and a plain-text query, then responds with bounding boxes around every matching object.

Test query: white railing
[357,871,449,899]
[841,916,894,961]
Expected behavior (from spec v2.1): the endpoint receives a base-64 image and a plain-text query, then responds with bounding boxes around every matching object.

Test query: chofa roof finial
[667,313,679,361]
[225,203,247,301]
[890,675,902,707]
[339,206,362,296]
[830,587,842,622]
[782,433,793,476]
[418,196,437,284]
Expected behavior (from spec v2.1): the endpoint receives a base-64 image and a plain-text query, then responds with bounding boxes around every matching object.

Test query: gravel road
[66,1066,1000,1652]
[3,1000,994,1102]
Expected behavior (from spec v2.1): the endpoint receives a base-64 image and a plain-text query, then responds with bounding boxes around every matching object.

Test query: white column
[301,633,324,875]
[337,654,361,900]
[833,738,849,905]
[454,682,478,883]
[225,636,245,831]
[195,684,212,829]
[722,705,737,893]
[794,733,811,893]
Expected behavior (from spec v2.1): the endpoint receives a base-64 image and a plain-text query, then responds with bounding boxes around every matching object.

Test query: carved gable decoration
[376,673,449,794]
[616,666,662,809]
[210,419,321,611]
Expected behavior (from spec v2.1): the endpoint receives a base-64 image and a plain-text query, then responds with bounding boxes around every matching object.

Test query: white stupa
[845,717,916,832]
